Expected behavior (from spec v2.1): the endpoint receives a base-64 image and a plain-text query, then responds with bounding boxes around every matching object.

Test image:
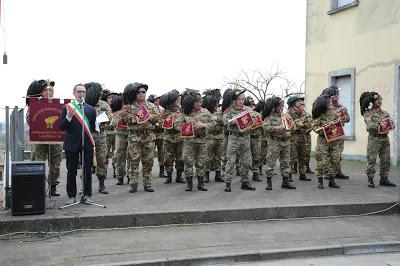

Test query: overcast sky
[0,0,306,116]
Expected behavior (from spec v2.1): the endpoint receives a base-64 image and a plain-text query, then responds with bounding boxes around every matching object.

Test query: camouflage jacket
[223,104,251,135]
[95,100,112,134]
[363,107,393,136]
[162,106,183,143]
[263,112,290,139]
[154,105,165,140]
[120,101,160,142]
[250,110,263,138]
[111,106,129,135]
[312,108,341,139]
[174,107,213,144]
[206,111,225,140]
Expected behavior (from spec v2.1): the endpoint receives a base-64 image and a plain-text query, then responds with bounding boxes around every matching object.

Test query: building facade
[305,0,400,165]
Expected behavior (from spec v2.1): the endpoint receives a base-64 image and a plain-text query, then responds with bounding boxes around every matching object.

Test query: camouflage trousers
[366,135,390,178]
[155,139,164,167]
[221,135,228,170]
[93,132,108,178]
[260,139,268,165]
[206,138,224,171]
[114,131,130,179]
[106,133,115,159]
[225,134,251,183]
[183,141,207,177]
[250,135,262,172]
[290,135,309,175]
[128,140,154,186]
[315,135,341,177]
[305,133,311,165]
[163,140,184,172]
[32,143,62,185]
[265,138,291,178]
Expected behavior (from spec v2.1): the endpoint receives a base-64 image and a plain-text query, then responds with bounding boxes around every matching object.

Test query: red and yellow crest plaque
[180,122,195,138]
[282,114,294,131]
[378,118,394,134]
[29,98,71,144]
[162,114,174,129]
[236,111,254,132]
[323,120,345,142]
[135,105,151,124]
[252,114,263,130]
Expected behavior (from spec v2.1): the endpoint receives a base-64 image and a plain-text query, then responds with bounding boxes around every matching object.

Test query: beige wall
[305,0,400,163]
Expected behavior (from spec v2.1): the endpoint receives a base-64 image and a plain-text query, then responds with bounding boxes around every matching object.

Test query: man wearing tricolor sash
[60,84,97,204]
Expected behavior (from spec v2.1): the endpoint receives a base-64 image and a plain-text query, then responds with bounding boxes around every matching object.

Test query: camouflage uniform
[333,104,350,177]
[111,106,130,184]
[313,108,342,188]
[223,104,252,185]
[206,111,225,175]
[250,111,263,177]
[288,109,312,176]
[105,120,116,159]
[363,107,393,185]
[263,113,294,189]
[260,129,268,168]
[32,143,63,186]
[162,107,184,177]
[121,101,160,189]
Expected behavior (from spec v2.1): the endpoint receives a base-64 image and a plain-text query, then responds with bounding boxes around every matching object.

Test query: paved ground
[0,159,399,222]
[0,215,399,265]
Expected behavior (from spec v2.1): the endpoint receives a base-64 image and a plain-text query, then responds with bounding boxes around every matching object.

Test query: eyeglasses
[76,90,86,94]
[138,91,146,94]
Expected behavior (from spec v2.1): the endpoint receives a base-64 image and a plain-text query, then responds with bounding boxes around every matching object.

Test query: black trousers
[65,148,93,198]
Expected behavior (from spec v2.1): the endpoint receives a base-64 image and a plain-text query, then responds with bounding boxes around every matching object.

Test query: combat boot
[292,162,298,174]
[336,171,349,179]
[299,174,311,181]
[129,183,138,193]
[164,171,172,184]
[368,176,375,188]
[328,176,340,188]
[50,185,60,197]
[379,176,397,187]
[241,181,256,191]
[197,176,207,191]
[98,176,109,194]
[281,176,296,189]
[144,185,154,192]
[252,172,262,182]
[116,177,123,185]
[317,177,324,189]
[287,173,293,182]
[306,163,314,174]
[159,166,167,178]
[265,176,272,190]
[224,182,231,192]
[204,171,210,183]
[215,171,225,182]
[176,169,186,183]
[185,176,193,191]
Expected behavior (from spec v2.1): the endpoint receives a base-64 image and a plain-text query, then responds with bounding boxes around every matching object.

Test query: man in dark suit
[60,84,97,204]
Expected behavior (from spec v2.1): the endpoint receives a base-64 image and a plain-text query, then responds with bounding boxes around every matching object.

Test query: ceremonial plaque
[378,118,394,134]
[282,114,294,131]
[252,114,263,130]
[235,111,254,132]
[162,114,174,129]
[180,122,195,138]
[135,105,151,124]
[323,120,345,142]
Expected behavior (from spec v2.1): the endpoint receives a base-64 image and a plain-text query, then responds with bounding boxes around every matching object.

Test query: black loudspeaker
[11,161,46,215]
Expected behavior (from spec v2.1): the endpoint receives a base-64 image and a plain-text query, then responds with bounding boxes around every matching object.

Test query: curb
[95,241,400,266]
[0,202,398,234]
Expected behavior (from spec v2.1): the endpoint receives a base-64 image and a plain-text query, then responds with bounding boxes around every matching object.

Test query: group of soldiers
[25,80,397,197]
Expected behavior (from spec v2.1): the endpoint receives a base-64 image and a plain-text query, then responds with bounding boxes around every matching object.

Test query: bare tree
[278,78,305,99]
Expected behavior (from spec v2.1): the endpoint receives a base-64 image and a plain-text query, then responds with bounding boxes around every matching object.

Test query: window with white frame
[328,0,359,15]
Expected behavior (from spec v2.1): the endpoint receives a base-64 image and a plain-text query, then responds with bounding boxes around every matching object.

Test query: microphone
[79,96,85,103]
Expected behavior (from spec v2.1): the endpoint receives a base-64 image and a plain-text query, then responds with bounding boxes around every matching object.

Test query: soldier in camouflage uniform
[103,91,118,179]
[322,86,350,180]
[175,89,211,191]
[85,82,111,194]
[287,96,312,182]
[159,90,185,184]
[312,94,341,189]
[110,94,130,185]
[26,79,63,196]
[202,89,225,183]
[120,82,160,193]
[263,96,296,190]
[147,94,167,178]
[360,92,396,188]
[222,89,255,192]
[245,97,263,182]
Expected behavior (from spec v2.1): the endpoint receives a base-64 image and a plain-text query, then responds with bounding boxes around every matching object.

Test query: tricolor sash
[66,102,95,146]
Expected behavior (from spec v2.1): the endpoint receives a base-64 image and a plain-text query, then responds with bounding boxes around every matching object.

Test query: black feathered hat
[101,89,110,101]
[181,89,201,115]
[254,101,265,114]
[122,82,148,105]
[147,94,160,103]
[312,94,330,119]
[221,88,246,112]
[110,94,123,112]
[322,86,339,97]
[287,95,305,108]
[244,96,255,107]
[26,79,55,106]
[263,96,283,118]
[202,89,221,113]
[159,89,180,109]
[84,82,103,107]
[359,91,380,115]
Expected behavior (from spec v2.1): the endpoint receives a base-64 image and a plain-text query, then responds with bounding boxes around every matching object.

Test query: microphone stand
[60,99,105,209]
